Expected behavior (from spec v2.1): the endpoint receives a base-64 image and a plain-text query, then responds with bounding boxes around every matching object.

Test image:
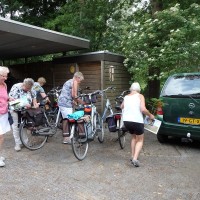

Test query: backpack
[106,115,117,132]
[25,107,46,127]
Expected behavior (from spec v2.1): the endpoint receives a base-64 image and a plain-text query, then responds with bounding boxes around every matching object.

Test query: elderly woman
[121,82,154,167]
[32,77,50,104]
[9,78,38,151]
[0,66,11,167]
[58,72,85,144]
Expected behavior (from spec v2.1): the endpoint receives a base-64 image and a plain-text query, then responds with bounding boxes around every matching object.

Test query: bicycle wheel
[19,121,48,150]
[46,108,62,130]
[71,125,89,161]
[56,112,63,130]
[96,112,104,143]
[118,129,126,149]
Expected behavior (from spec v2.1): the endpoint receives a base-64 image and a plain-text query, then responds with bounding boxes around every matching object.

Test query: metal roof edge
[0,17,90,43]
[53,50,125,64]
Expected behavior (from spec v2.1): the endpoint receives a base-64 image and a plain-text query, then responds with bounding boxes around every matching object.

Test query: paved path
[1,129,200,200]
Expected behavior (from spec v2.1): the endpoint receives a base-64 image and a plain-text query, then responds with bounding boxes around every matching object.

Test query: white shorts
[59,106,73,119]
[0,113,11,135]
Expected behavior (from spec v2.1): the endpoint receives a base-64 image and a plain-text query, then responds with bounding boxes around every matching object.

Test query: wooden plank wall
[8,59,131,115]
[52,61,101,91]
[52,63,76,87]
[102,61,131,113]
[52,61,102,112]
[8,61,54,93]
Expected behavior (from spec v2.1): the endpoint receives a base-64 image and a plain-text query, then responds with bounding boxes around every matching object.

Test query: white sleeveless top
[123,93,144,123]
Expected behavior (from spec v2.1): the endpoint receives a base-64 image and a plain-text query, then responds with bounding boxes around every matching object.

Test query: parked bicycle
[45,86,62,129]
[19,103,61,150]
[114,90,129,149]
[69,89,104,160]
[101,88,129,149]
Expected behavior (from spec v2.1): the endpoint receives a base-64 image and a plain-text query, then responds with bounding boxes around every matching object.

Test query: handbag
[8,111,14,125]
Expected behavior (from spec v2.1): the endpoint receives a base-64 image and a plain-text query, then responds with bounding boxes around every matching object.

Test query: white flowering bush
[120,3,200,87]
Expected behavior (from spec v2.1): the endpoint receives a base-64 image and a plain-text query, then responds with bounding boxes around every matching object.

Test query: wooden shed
[8,51,131,114]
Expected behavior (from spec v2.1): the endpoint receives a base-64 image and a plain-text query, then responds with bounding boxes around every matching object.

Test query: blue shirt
[58,79,73,108]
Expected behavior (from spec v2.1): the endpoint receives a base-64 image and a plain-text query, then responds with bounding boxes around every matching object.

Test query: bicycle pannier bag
[106,115,117,132]
[26,108,46,127]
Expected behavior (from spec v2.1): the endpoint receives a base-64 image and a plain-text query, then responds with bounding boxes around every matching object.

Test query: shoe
[62,138,71,144]
[79,133,86,139]
[14,144,21,151]
[0,156,5,161]
[0,159,5,167]
[130,159,140,167]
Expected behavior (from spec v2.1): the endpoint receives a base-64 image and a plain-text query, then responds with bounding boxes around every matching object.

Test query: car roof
[170,72,200,77]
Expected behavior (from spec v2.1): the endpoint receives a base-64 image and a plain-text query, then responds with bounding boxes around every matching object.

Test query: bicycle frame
[100,87,115,122]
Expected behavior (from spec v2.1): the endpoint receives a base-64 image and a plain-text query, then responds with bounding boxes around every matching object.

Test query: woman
[32,77,50,104]
[9,78,39,151]
[0,66,11,167]
[121,82,154,167]
[58,72,85,144]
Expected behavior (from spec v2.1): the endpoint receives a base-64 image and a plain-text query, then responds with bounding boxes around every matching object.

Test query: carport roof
[0,17,90,60]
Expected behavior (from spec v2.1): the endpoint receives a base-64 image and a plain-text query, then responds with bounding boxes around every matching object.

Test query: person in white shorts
[0,66,11,167]
[58,72,85,144]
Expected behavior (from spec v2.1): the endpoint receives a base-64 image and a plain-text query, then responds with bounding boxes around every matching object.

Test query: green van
[156,73,200,143]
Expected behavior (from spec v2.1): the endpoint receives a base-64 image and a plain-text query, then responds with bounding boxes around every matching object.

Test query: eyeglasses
[0,74,8,78]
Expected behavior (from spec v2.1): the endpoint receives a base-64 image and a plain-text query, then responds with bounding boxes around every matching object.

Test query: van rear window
[161,75,200,96]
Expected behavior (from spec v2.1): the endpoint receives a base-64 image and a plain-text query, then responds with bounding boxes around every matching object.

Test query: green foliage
[146,97,163,115]
[119,3,200,88]
[45,0,133,51]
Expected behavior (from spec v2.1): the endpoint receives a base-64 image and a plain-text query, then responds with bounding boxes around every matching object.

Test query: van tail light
[156,106,163,115]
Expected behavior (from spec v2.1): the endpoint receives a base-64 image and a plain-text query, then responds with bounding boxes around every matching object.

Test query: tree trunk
[148,0,163,99]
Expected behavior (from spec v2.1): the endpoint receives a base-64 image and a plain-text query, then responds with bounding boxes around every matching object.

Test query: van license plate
[178,117,200,125]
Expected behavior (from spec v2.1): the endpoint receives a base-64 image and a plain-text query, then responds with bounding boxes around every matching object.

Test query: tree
[45,0,133,51]
[117,2,200,97]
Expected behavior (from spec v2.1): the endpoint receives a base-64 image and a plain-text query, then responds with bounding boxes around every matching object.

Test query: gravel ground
[1,129,200,200]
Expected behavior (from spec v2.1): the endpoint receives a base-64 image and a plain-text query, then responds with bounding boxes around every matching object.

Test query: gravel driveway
[1,129,200,200]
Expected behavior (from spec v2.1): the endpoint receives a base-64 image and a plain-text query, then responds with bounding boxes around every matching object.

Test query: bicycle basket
[83,94,97,104]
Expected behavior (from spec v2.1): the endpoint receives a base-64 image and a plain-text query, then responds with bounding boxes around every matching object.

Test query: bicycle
[114,90,129,149]
[45,86,62,129]
[45,86,89,129]
[101,87,129,149]
[19,104,62,150]
[69,89,104,160]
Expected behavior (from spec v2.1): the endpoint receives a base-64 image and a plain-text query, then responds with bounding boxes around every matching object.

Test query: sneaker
[130,159,140,167]
[62,138,71,144]
[0,159,5,167]
[14,144,21,151]
[0,156,5,161]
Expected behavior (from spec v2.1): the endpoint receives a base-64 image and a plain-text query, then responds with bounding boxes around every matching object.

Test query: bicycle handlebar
[115,90,130,101]
[77,86,115,99]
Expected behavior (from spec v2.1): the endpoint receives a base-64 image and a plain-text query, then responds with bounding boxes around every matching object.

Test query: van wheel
[157,133,168,143]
